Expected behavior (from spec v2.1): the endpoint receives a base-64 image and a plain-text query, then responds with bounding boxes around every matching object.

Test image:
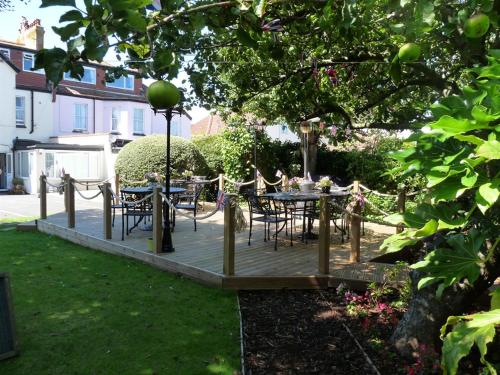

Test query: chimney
[16,17,44,50]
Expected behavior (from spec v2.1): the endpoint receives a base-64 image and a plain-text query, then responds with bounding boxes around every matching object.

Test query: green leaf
[126,10,147,32]
[431,177,467,202]
[441,310,500,375]
[59,9,83,22]
[252,0,266,17]
[41,0,76,7]
[34,48,68,86]
[411,231,485,295]
[390,54,401,83]
[429,116,489,136]
[236,28,258,49]
[491,289,500,309]
[460,171,477,187]
[476,140,500,160]
[475,182,499,214]
[471,105,500,123]
[52,22,81,42]
[453,134,484,146]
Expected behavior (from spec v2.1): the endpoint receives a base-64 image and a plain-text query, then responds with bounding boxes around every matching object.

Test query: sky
[0,0,209,122]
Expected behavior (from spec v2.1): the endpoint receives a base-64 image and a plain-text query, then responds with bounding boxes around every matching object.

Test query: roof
[0,52,20,73]
[57,84,148,102]
[191,114,226,136]
[13,138,103,151]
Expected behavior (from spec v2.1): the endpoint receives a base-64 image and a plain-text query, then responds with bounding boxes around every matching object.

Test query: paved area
[0,191,102,219]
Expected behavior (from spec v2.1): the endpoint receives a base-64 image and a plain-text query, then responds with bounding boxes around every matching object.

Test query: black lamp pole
[152,107,179,253]
[161,108,174,252]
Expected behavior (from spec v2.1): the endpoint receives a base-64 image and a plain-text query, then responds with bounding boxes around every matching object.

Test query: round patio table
[262,190,350,240]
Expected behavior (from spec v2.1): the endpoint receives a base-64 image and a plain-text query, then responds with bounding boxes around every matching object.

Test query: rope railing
[159,192,221,221]
[116,192,155,207]
[363,197,392,217]
[329,200,400,228]
[208,176,220,183]
[261,176,282,186]
[72,176,115,187]
[45,179,64,189]
[72,183,103,200]
[359,184,398,198]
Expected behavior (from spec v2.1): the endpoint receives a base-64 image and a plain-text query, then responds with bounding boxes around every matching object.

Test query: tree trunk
[301,131,319,178]
[392,264,499,358]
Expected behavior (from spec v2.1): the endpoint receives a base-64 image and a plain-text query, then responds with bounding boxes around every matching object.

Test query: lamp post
[152,107,181,253]
[147,80,181,253]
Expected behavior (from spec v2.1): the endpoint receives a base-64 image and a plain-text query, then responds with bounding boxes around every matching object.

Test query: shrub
[115,135,208,182]
[192,134,224,177]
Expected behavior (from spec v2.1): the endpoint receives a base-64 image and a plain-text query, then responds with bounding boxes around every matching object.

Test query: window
[63,67,96,84]
[6,154,12,174]
[171,118,181,136]
[281,124,289,134]
[0,48,9,59]
[16,96,25,127]
[22,53,44,74]
[16,152,30,178]
[45,152,55,178]
[74,103,88,131]
[111,108,120,132]
[106,75,134,90]
[54,151,101,179]
[133,108,144,134]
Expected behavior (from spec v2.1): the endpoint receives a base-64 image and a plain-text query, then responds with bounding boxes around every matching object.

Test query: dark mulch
[239,288,411,375]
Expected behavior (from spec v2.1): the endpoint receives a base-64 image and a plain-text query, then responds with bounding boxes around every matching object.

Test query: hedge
[115,135,209,182]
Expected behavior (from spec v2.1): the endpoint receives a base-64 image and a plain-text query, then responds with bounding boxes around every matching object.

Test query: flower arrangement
[318,177,333,188]
[144,172,159,184]
[289,177,302,190]
[182,170,193,178]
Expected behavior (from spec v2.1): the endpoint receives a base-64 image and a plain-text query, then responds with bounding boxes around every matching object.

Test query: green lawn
[0,221,240,375]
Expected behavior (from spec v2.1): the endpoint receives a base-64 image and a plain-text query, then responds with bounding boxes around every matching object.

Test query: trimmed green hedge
[115,135,209,182]
[192,134,224,177]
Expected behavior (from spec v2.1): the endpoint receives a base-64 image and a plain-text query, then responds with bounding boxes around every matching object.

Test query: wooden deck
[37,203,403,290]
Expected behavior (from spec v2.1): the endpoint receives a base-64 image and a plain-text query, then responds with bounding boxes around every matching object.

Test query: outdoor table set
[119,185,187,240]
[248,190,351,250]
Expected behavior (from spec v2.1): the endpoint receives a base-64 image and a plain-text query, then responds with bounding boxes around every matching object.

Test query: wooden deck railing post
[282,175,289,192]
[103,182,112,239]
[350,180,361,263]
[318,194,331,274]
[40,175,47,220]
[67,177,75,228]
[223,193,236,276]
[64,173,70,212]
[219,173,224,192]
[396,187,406,234]
[152,186,163,254]
[114,174,120,205]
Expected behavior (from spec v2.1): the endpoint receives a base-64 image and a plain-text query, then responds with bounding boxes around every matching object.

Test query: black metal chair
[121,191,153,240]
[330,195,350,243]
[246,193,293,251]
[98,185,126,228]
[174,183,204,231]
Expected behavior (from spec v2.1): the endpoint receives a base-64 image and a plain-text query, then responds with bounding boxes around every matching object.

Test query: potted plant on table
[182,170,194,181]
[289,177,301,192]
[317,177,333,194]
[145,172,160,187]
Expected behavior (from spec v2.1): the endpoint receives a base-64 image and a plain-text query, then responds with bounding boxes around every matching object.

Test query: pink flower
[330,125,337,136]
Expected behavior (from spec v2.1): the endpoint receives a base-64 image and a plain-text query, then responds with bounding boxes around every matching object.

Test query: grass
[0,220,240,375]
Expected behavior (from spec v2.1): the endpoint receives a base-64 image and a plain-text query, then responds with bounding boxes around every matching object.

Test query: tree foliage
[35,0,499,137]
[382,52,500,373]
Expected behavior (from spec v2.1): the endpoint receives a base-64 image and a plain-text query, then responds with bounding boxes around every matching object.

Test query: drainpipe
[93,98,96,133]
[29,90,34,134]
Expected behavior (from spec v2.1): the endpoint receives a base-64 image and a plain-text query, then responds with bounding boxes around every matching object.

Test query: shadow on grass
[0,228,241,375]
